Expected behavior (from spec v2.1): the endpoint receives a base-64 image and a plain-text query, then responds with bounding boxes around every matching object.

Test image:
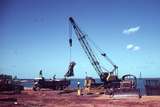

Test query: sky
[0,0,160,79]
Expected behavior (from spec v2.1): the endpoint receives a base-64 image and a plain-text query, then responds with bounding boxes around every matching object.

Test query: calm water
[21,78,160,95]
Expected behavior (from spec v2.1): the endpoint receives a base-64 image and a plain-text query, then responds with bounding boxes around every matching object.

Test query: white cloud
[133,46,140,51]
[126,44,134,49]
[123,26,140,35]
[126,44,141,51]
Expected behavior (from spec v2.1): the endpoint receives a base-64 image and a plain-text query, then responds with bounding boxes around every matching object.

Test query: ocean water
[20,78,101,88]
[21,78,160,95]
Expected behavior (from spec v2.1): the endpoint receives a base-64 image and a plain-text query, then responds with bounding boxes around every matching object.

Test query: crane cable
[86,35,104,54]
[84,35,110,72]
[86,35,118,74]
[86,36,111,62]
[69,20,72,63]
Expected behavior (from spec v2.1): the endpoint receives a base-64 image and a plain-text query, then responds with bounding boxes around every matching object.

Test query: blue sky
[0,0,160,79]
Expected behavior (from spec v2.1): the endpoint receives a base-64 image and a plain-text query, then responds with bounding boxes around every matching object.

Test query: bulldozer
[0,74,24,94]
[33,62,76,91]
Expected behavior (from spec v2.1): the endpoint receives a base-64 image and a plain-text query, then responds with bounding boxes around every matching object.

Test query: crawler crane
[69,17,140,96]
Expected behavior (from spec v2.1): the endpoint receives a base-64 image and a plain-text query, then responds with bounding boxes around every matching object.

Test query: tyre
[33,83,41,91]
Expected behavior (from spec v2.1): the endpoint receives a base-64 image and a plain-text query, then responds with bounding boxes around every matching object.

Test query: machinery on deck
[33,77,70,91]
[68,17,140,96]
[0,74,24,93]
[33,62,76,91]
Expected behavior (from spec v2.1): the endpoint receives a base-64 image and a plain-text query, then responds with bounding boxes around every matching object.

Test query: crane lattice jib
[69,17,104,77]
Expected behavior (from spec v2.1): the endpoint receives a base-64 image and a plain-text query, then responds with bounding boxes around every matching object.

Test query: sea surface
[20,78,160,95]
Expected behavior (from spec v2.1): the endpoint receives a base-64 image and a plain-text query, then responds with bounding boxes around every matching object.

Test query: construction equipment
[0,74,24,94]
[33,62,76,91]
[68,17,140,96]
[65,61,76,77]
[33,77,70,91]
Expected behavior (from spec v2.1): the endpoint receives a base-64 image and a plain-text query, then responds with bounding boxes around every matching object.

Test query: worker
[77,81,81,96]
[53,75,56,80]
[109,88,114,98]
[85,78,91,94]
[39,70,43,79]
[77,81,80,89]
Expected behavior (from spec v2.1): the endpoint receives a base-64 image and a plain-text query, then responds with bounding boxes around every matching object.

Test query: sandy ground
[0,88,160,107]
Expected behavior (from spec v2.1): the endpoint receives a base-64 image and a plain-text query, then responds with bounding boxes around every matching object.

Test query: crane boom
[69,17,104,77]
[69,17,119,82]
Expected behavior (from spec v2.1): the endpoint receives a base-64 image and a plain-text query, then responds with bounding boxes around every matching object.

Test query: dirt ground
[0,88,160,107]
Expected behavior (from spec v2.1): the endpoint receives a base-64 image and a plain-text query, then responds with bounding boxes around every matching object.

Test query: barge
[145,79,160,95]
